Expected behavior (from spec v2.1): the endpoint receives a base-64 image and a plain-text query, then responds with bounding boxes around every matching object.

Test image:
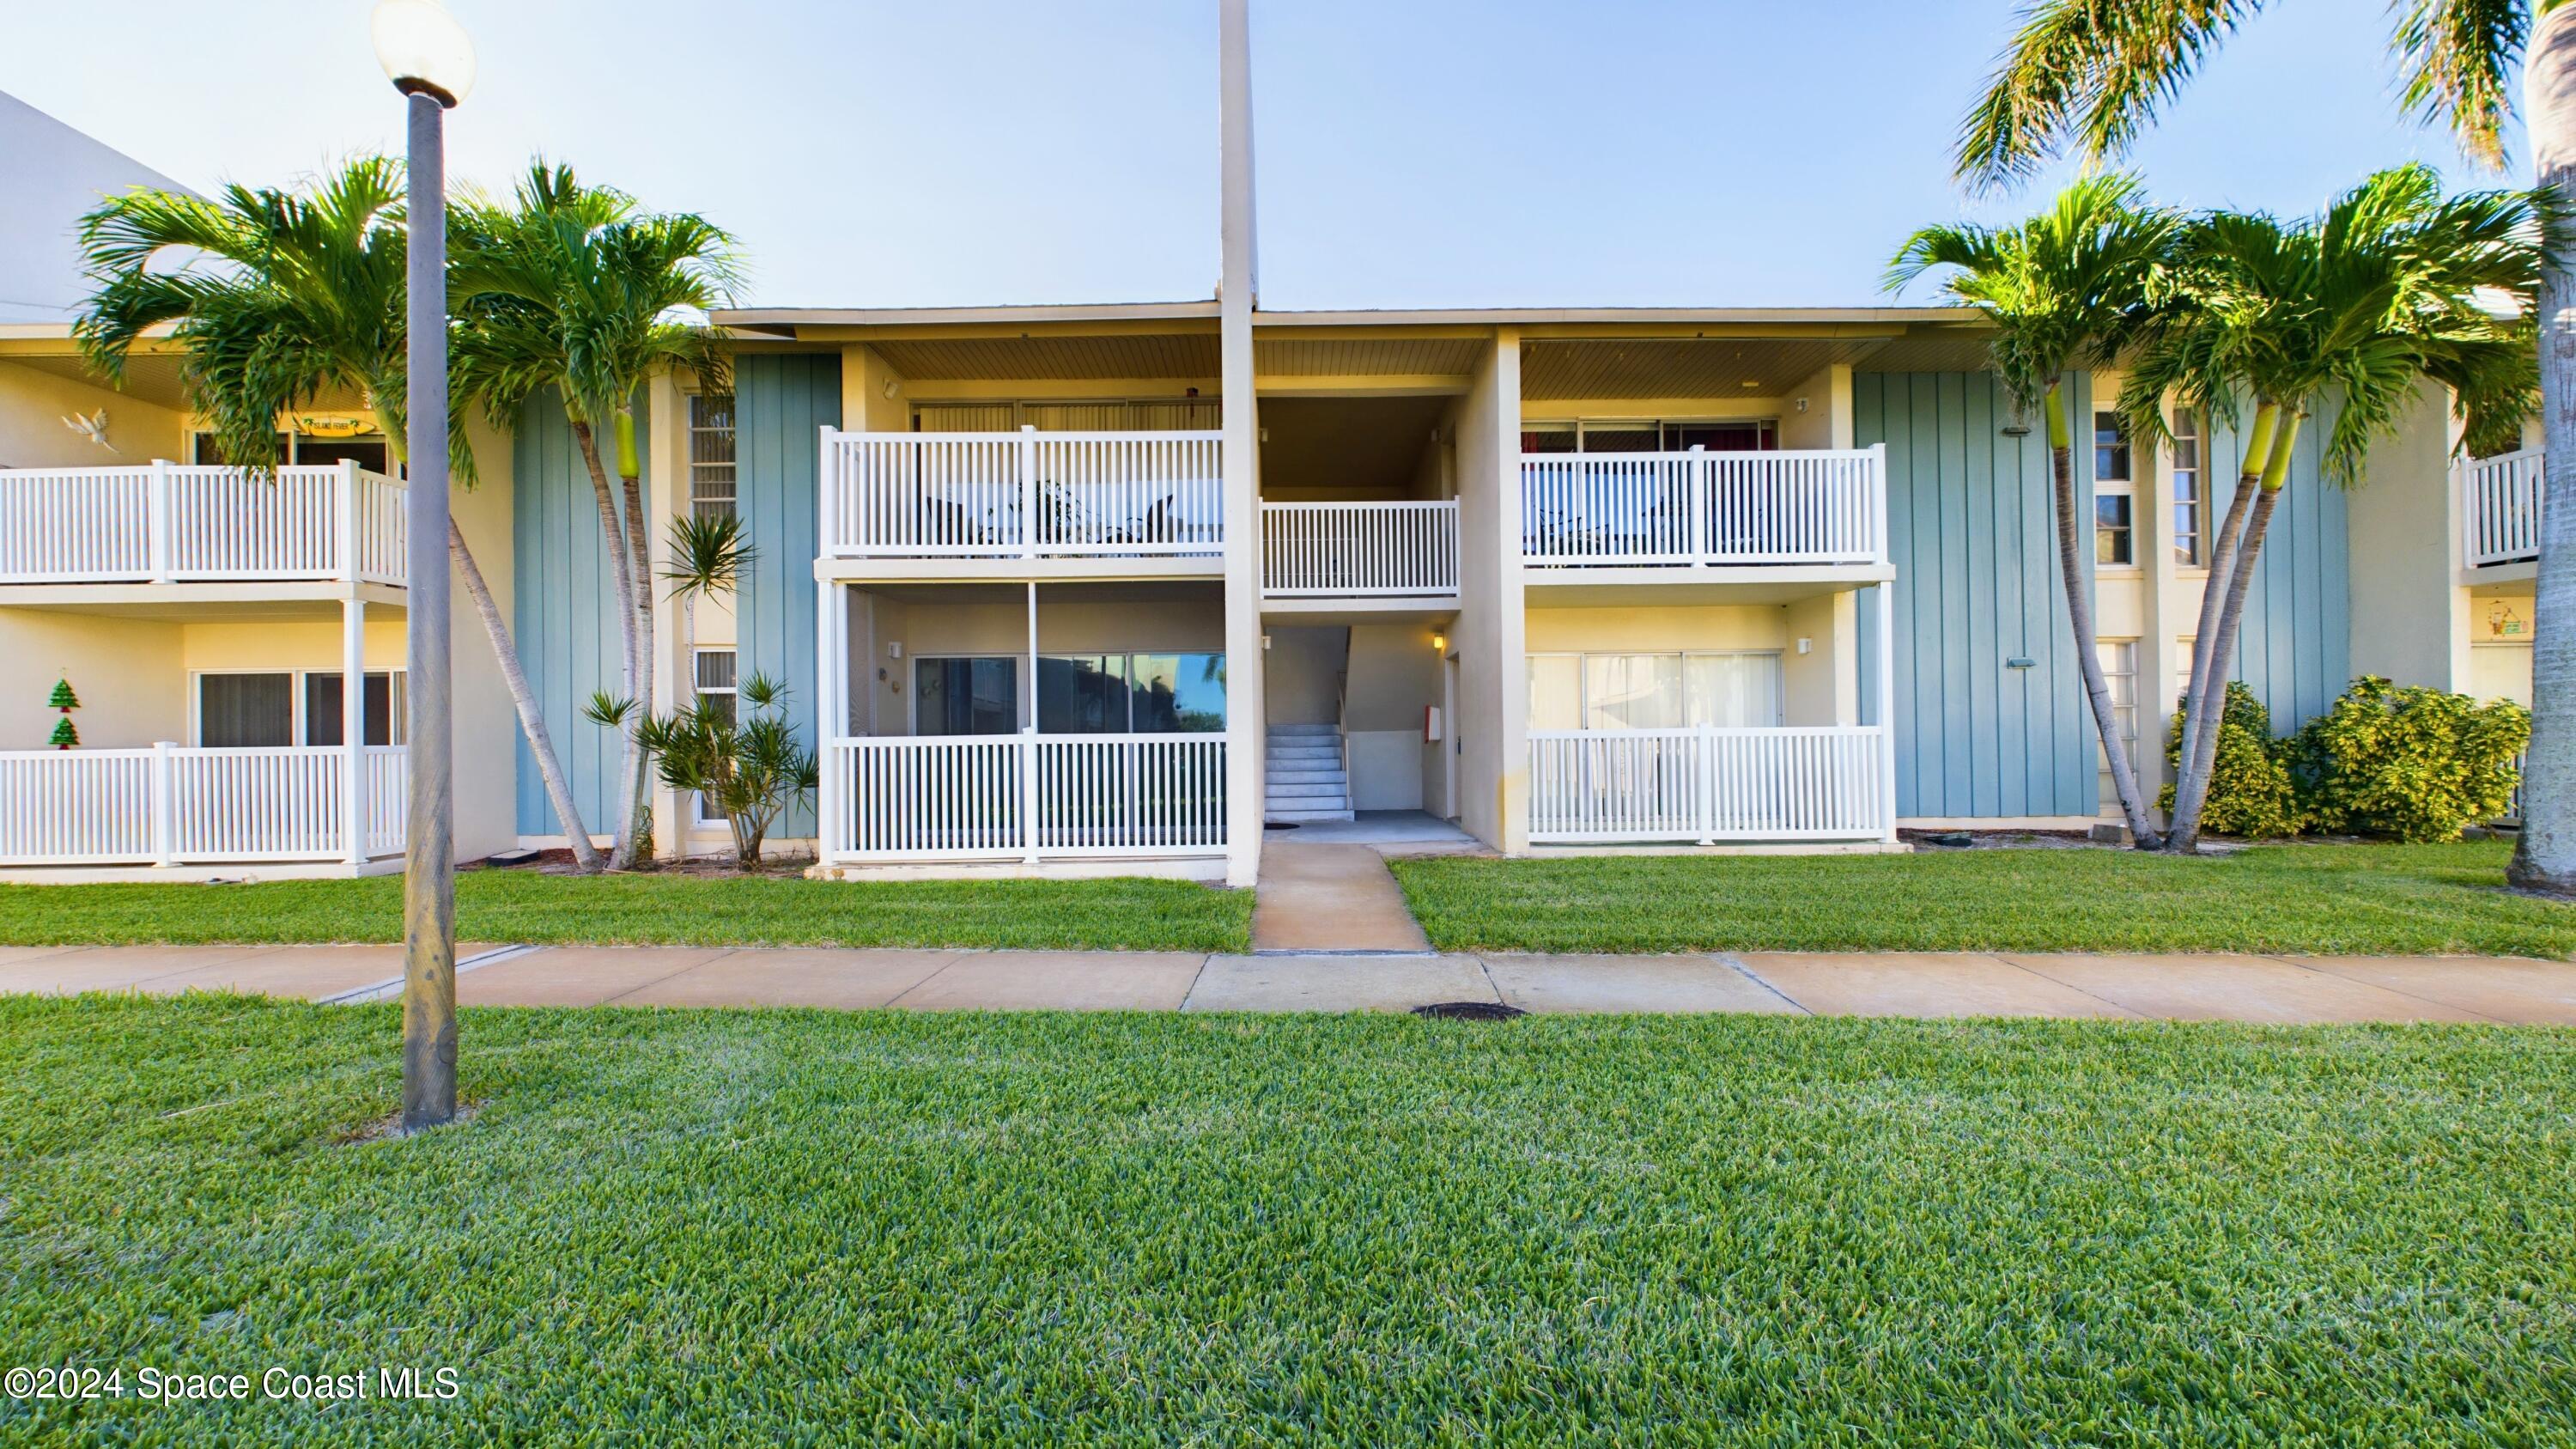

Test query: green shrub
[2286,676,2530,842]
[2157,681,2303,838]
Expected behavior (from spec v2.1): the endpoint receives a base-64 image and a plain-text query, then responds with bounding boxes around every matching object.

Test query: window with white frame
[909,653,1229,736]
[911,399,1223,432]
[690,649,738,825]
[1525,651,1786,732]
[2095,640,2138,814]
[1519,419,1779,454]
[194,670,405,748]
[2093,411,2135,566]
[2171,408,2207,567]
[688,393,737,519]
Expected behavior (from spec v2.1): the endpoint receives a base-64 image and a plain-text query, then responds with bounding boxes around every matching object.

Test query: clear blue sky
[2,1,2528,310]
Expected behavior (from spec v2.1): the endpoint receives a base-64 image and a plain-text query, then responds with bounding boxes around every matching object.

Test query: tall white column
[343,594,367,867]
[1218,0,1265,887]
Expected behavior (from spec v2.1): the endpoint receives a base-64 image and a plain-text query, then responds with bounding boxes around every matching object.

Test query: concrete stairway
[1265,722,1354,824]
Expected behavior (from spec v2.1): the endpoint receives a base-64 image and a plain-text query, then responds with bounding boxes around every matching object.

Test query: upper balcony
[0,462,406,593]
[2460,447,2543,571]
[819,427,1224,579]
[1520,445,1887,580]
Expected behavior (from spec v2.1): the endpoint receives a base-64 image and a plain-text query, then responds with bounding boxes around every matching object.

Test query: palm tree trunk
[2164,401,2277,853]
[619,462,657,865]
[447,518,605,873]
[2168,413,2302,851]
[569,419,647,869]
[2514,3,2576,893]
[2046,381,2162,846]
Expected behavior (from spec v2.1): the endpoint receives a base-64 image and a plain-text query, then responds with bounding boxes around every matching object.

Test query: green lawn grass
[2,996,2570,1442]
[0,869,1249,953]
[1393,840,2576,958]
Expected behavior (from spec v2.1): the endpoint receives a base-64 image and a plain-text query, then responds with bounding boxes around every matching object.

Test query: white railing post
[149,740,177,866]
[148,459,175,582]
[335,459,361,585]
[1021,733,1042,863]
[1875,579,1899,843]
[1694,721,1717,845]
[1868,442,1889,563]
[1019,423,1039,560]
[818,426,838,558]
[1688,444,1709,565]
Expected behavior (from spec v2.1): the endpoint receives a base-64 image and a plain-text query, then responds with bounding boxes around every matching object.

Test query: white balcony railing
[0,461,405,586]
[1520,446,1886,568]
[0,744,405,867]
[821,428,1224,562]
[823,734,1227,862]
[1261,500,1459,597]
[2461,447,2544,568]
[1528,726,1893,843]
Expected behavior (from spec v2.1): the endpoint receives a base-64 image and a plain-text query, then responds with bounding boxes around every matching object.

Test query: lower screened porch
[0,596,410,879]
[1519,582,1898,848]
[816,581,1235,874]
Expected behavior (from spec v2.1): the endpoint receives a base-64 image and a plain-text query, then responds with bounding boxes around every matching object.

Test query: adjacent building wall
[2347,385,2457,693]
[1344,622,1440,812]
[1449,333,1522,849]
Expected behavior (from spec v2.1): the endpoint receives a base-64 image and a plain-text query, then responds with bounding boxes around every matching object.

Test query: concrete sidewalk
[4,942,2575,1023]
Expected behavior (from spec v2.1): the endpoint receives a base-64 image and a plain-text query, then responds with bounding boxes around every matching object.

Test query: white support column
[1492,329,1529,855]
[148,458,174,583]
[343,594,367,867]
[1876,579,1899,843]
[1023,580,1041,864]
[1218,0,1266,887]
[336,459,362,584]
[815,575,842,865]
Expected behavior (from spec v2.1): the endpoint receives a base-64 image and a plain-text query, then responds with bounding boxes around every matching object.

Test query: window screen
[197,674,295,747]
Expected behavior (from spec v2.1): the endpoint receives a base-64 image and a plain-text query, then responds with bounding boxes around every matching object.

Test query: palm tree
[452,163,739,871]
[2117,167,2541,850]
[73,159,605,873]
[1889,174,2183,845]
[1953,0,2576,887]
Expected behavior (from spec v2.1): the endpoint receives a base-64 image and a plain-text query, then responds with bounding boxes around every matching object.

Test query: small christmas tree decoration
[47,675,79,749]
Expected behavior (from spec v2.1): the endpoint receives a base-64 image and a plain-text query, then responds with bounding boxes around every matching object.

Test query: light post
[373,0,474,1131]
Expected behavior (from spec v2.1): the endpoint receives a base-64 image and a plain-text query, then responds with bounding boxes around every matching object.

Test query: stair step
[1266,781,1350,799]
[1267,806,1357,824]
[1265,767,1348,785]
[1268,743,1343,758]
[1268,722,1340,736]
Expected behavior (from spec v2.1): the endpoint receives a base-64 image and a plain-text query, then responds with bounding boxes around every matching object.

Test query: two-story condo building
[0,70,2544,886]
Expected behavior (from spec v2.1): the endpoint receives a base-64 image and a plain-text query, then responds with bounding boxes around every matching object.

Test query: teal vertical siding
[1859,371,2354,819]
[512,389,649,836]
[1856,371,2094,819]
[731,354,841,837]
[2201,405,2352,732]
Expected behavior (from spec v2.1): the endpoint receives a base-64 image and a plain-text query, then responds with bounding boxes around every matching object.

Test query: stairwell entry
[1265,721,1354,824]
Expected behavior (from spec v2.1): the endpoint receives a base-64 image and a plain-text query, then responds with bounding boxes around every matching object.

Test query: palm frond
[662,512,756,599]
[2391,0,2526,169]
[1954,0,2266,193]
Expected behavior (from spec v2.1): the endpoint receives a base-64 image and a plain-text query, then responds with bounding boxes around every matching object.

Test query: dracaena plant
[635,673,817,871]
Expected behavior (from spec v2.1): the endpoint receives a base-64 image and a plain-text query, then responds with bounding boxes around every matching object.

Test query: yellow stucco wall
[0,357,187,469]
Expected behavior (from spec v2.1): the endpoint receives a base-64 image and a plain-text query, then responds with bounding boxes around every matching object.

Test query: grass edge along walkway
[1390,840,2576,959]
[0,869,1252,953]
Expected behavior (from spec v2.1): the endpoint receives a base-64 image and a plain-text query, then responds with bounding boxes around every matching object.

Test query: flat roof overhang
[0,581,406,618]
[1521,564,1893,608]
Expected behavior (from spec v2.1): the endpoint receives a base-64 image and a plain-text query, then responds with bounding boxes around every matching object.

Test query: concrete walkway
[5,942,2576,1023]
[1249,842,1431,953]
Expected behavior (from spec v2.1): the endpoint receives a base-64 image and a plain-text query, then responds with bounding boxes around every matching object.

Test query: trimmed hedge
[2176,675,2529,842]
